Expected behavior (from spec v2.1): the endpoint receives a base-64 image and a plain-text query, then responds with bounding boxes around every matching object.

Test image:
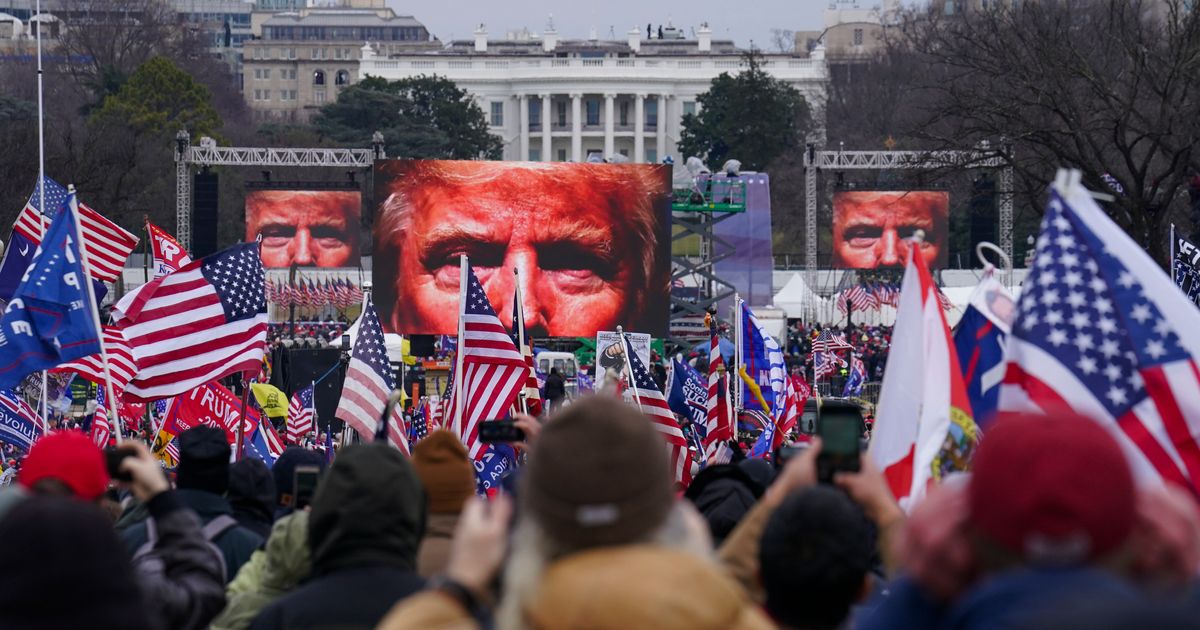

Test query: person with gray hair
[372,160,672,337]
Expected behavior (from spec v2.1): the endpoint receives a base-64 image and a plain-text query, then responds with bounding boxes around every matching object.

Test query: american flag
[334,295,397,444]
[113,242,267,402]
[812,329,855,353]
[1001,178,1200,495]
[381,403,409,456]
[286,383,315,445]
[511,292,543,416]
[846,284,871,311]
[775,375,810,449]
[91,386,111,447]
[411,400,429,444]
[836,291,848,314]
[16,177,138,283]
[428,394,445,429]
[703,314,731,460]
[446,263,527,460]
[623,333,692,486]
[813,350,846,381]
[51,326,137,394]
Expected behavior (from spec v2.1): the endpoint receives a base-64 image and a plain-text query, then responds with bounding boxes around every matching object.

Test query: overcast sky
[386,0,845,49]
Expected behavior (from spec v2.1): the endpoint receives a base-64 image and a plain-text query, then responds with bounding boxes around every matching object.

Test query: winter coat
[685,464,764,545]
[131,490,229,630]
[417,512,458,579]
[228,458,277,540]
[378,545,775,630]
[212,511,311,630]
[249,443,426,630]
[544,372,566,401]
[122,488,264,583]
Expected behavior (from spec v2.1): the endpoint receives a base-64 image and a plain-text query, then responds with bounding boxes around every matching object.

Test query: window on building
[682,101,696,117]
[853,28,864,45]
[557,148,567,162]
[314,89,326,103]
[313,70,325,85]
[619,101,629,126]
[335,70,349,86]
[944,0,955,14]
[529,100,541,127]
[286,47,296,59]
[529,147,541,162]
[262,68,271,80]
[490,101,504,127]
[619,149,629,157]
[253,89,262,101]
[263,90,271,101]
[556,101,567,127]
[586,99,600,126]
[646,149,657,163]
[646,100,658,128]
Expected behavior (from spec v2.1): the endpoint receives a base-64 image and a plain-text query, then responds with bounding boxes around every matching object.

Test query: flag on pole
[953,270,1014,428]
[147,221,191,278]
[0,194,102,389]
[871,240,976,511]
[777,375,810,449]
[334,294,395,440]
[445,263,527,460]
[1000,174,1200,496]
[12,177,138,283]
[91,386,111,447]
[0,389,41,451]
[703,313,732,460]
[113,242,267,402]
[739,301,786,419]
[286,384,315,445]
[842,356,866,397]
[511,291,543,417]
[51,326,137,395]
[379,403,410,456]
[250,383,289,418]
[666,356,707,441]
[811,328,855,352]
[1172,233,1200,307]
[622,332,692,487]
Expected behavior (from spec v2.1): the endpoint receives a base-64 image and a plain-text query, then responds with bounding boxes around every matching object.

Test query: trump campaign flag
[0,195,101,389]
[0,389,41,451]
[1001,172,1200,495]
[738,301,786,417]
[667,357,708,439]
[953,270,1014,428]
[842,356,866,397]
[147,221,191,278]
[1172,231,1200,308]
[871,241,977,511]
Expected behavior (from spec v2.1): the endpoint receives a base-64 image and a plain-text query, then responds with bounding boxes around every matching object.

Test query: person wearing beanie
[859,411,1148,630]
[378,396,768,630]
[412,429,476,578]
[249,442,427,630]
[122,426,264,583]
[228,458,277,539]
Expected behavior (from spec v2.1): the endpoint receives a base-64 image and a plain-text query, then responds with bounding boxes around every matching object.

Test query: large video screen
[832,190,949,269]
[245,190,361,268]
[373,160,672,337]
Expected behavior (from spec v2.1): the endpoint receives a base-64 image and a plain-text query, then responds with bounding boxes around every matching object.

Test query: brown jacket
[378,545,775,630]
[417,512,459,579]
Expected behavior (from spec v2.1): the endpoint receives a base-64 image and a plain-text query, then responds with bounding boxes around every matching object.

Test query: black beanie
[176,426,231,495]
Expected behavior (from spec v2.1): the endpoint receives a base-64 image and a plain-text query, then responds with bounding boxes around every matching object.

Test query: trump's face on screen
[831,191,949,269]
[245,190,360,268]
[373,161,671,337]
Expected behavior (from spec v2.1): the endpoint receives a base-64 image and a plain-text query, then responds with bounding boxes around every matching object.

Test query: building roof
[263,9,425,28]
[438,37,744,57]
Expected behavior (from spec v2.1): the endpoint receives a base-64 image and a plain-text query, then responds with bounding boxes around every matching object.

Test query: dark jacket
[684,464,765,545]
[249,443,427,630]
[132,490,229,630]
[123,488,264,583]
[228,458,277,539]
[544,372,566,401]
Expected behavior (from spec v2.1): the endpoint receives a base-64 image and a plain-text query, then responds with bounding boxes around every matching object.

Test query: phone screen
[819,411,862,455]
[294,466,320,510]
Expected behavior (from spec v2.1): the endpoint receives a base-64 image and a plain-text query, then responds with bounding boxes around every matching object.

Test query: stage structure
[669,177,746,347]
[173,130,387,252]
[803,143,1015,285]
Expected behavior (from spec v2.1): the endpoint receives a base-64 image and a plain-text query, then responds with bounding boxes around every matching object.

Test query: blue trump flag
[953,273,1014,428]
[842,356,865,397]
[0,389,41,451]
[739,302,786,418]
[0,194,101,389]
[475,443,517,494]
[667,358,707,439]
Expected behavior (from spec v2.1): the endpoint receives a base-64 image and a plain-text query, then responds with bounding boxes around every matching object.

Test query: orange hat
[19,432,109,500]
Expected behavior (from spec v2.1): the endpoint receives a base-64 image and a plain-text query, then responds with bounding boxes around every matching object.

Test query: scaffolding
[669,176,747,346]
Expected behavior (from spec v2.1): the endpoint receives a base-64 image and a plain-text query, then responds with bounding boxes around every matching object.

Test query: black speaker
[283,348,345,433]
[193,170,219,258]
[408,334,436,357]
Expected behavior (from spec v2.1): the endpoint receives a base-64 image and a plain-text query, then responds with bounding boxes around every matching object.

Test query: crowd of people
[2,394,1199,629]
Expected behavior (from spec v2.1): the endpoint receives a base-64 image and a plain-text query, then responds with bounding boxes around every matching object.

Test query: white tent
[773,272,826,319]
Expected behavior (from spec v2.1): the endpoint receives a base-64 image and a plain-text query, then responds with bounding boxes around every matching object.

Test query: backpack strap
[202,514,239,541]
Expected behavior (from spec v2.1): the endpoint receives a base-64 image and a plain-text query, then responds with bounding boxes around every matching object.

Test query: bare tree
[770,29,796,54]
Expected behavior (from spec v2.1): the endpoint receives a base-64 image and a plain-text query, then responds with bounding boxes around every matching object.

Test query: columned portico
[634,93,646,163]
[518,94,529,160]
[603,93,615,158]
[570,93,582,162]
[540,93,552,161]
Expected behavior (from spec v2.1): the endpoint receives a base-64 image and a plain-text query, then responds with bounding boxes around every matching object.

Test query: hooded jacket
[249,443,427,630]
[212,511,311,630]
[228,458,277,540]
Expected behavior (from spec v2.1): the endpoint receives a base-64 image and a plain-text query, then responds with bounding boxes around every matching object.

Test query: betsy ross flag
[334,294,402,449]
[446,262,527,460]
[114,242,267,402]
[622,332,692,486]
[286,384,315,445]
[1001,174,1200,496]
[12,177,138,282]
[872,239,976,512]
[52,326,137,395]
[147,221,191,278]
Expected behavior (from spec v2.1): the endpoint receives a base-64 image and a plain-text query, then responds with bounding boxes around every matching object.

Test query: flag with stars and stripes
[622,332,692,487]
[811,329,855,353]
[90,386,111,447]
[445,262,527,460]
[113,242,267,402]
[511,292,543,417]
[703,313,732,461]
[51,326,138,395]
[1001,175,1200,496]
[286,383,315,445]
[411,400,429,444]
[334,294,399,446]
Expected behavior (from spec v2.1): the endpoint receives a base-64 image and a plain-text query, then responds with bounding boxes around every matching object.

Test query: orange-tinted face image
[245,190,361,267]
[373,161,671,337]
[831,191,949,269]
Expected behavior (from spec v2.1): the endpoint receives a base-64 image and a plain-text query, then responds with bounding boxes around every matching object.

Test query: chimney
[627,25,641,52]
[474,23,487,52]
[543,27,558,51]
[697,22,712,52]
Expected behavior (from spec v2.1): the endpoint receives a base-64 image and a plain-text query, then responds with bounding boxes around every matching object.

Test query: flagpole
[66,187,123,442]
[452,255,468,439]
[732,293,743,411]
[1171,223,1176,279]
[310,379,317,436]
[35,0,48,432]
[617,326,642,408]
[513,267,528,415]
[236,378,250,460]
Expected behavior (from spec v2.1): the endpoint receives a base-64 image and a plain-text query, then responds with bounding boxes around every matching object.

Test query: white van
[535,351,580,398]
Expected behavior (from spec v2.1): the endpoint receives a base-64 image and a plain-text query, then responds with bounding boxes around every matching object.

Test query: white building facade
[359,24,827,163]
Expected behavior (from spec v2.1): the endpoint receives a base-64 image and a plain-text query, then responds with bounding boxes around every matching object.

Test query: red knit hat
[19,432,109,500]
[969,411,1135,564]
